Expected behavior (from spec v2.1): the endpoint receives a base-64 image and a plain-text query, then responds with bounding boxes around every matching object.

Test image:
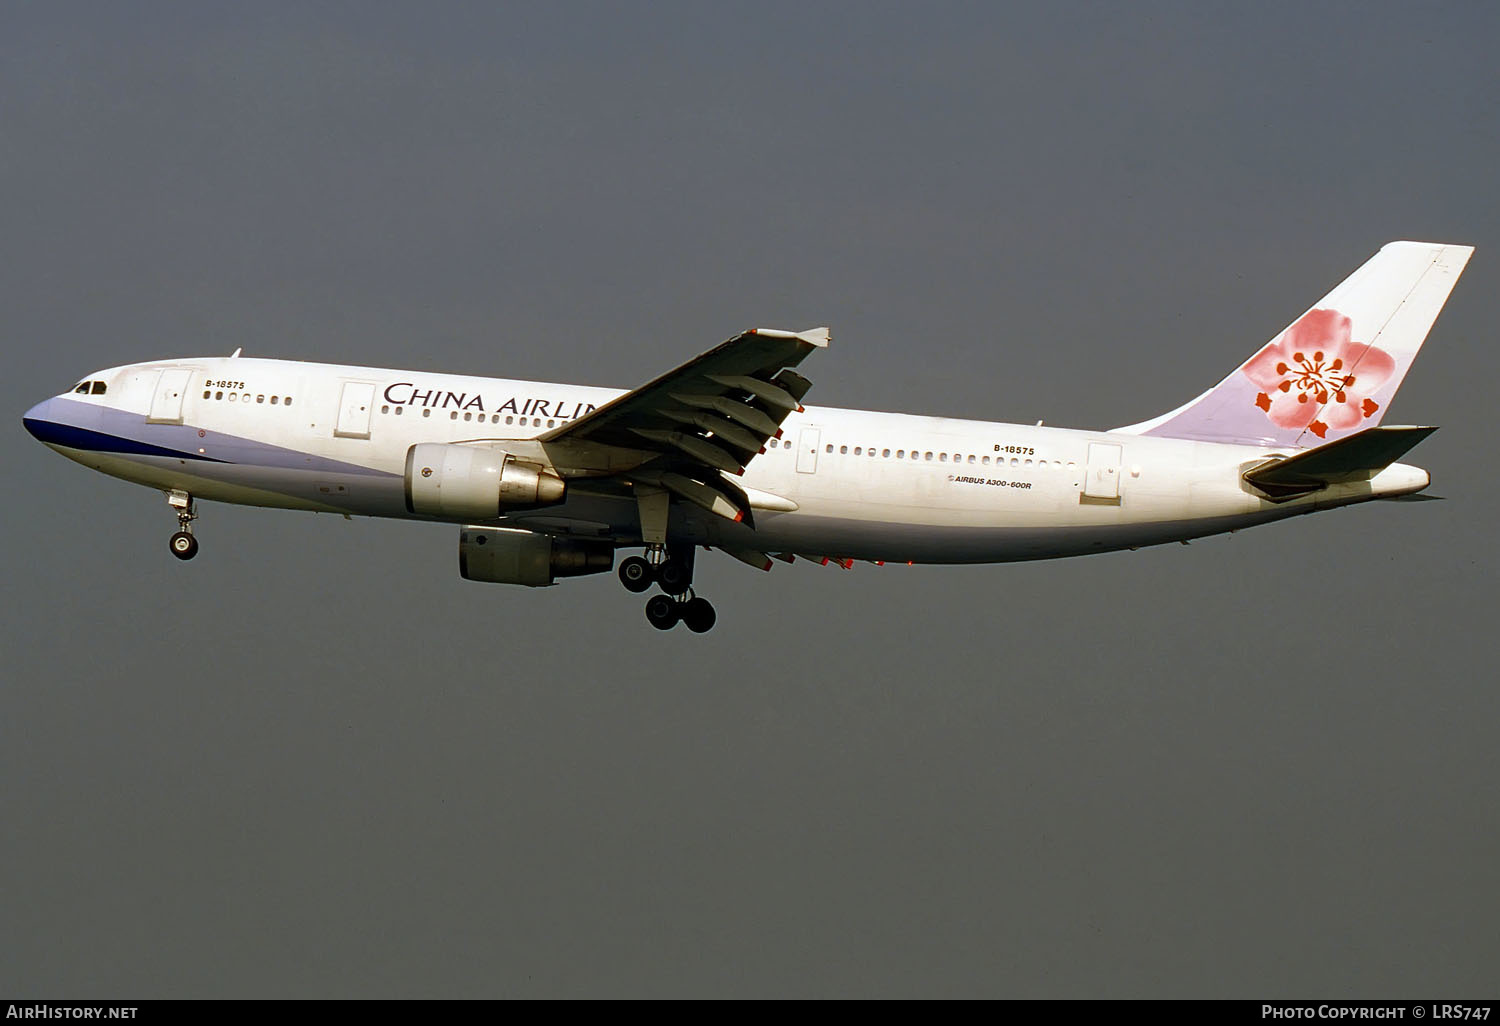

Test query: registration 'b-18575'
[23,241,1471,632]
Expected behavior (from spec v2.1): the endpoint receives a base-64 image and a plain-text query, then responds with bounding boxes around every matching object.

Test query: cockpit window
[74,382,90,394]
[90,381,107,395]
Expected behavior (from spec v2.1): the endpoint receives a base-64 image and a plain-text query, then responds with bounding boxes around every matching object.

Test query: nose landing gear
[169,531,199,560]
[166,490,199,561]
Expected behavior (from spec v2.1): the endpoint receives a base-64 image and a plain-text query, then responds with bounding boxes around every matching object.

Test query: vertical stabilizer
[1116,242,1472,447]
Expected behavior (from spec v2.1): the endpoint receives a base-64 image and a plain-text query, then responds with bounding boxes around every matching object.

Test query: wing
[538,326,828,526]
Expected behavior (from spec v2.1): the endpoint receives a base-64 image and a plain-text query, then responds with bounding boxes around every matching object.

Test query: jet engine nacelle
[458,528,614,587]
[404,443,565,519]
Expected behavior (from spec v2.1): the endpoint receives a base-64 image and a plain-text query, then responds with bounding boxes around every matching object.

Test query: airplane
[23,241,1472,633]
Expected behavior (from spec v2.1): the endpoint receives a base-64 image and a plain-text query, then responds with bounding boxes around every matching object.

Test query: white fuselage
[26,356,1430,563]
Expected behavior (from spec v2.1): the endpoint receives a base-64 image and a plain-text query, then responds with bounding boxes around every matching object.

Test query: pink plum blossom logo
[1242,309,1395,438]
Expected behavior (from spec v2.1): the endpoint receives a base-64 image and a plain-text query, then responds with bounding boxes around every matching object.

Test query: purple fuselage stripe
[27,397,397,478]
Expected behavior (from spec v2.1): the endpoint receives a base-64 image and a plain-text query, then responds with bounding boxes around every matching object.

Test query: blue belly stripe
[23,418,226,462]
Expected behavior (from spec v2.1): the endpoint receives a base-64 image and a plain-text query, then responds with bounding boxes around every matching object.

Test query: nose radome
[22,398,57,441]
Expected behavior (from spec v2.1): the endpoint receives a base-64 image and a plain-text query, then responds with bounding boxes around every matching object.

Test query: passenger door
[334,381,377,439]
[146,368,195,424]
[1083,442,1123,501]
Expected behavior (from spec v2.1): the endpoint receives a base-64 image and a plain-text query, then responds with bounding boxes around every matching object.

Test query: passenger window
[853,447,862,455]
[284,397,293,407]
[422,409,431,418]
[840,445,848,454]
[394,406,403,416]
[464,412,473,421]
[450,411,458,420]
[939,453,947,462]
[982,456,990,465]
[826,444,833,453]
[91,382,107,395]
[203,391,211,400]
[882,449,890,457]
[381,405,390,414]
[269,395,277,404]
[505,416,514,425]
[925,452,933,461]
[256,395,265,404]
[968,455,975,464]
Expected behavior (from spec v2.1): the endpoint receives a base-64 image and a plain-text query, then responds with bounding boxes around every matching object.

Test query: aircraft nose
[22,397,57,441]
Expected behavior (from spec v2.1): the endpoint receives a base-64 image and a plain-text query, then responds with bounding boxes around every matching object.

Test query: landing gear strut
[622,484,714,632]
[166,490,199,561]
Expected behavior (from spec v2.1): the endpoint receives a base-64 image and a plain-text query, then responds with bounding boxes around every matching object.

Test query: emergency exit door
[796,427,821,474]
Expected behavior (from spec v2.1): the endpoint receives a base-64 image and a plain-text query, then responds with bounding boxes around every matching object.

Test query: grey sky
[2,1,1496,997]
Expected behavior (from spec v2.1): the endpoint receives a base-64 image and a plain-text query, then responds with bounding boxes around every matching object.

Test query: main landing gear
[166,490,199,561]
[645,593,717,633]
[618,554,655,592]
[618,544,716,633]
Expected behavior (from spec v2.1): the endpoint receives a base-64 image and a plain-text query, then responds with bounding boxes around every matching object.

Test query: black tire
[169,532,198,561]
[657,557,693,594]
[645,594,679,631]
[619,555,655,593]
[681,597,716,634]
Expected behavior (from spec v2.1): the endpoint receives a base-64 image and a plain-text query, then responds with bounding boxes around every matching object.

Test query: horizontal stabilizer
[750,326,830,347]
[1243,425,1436,498]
